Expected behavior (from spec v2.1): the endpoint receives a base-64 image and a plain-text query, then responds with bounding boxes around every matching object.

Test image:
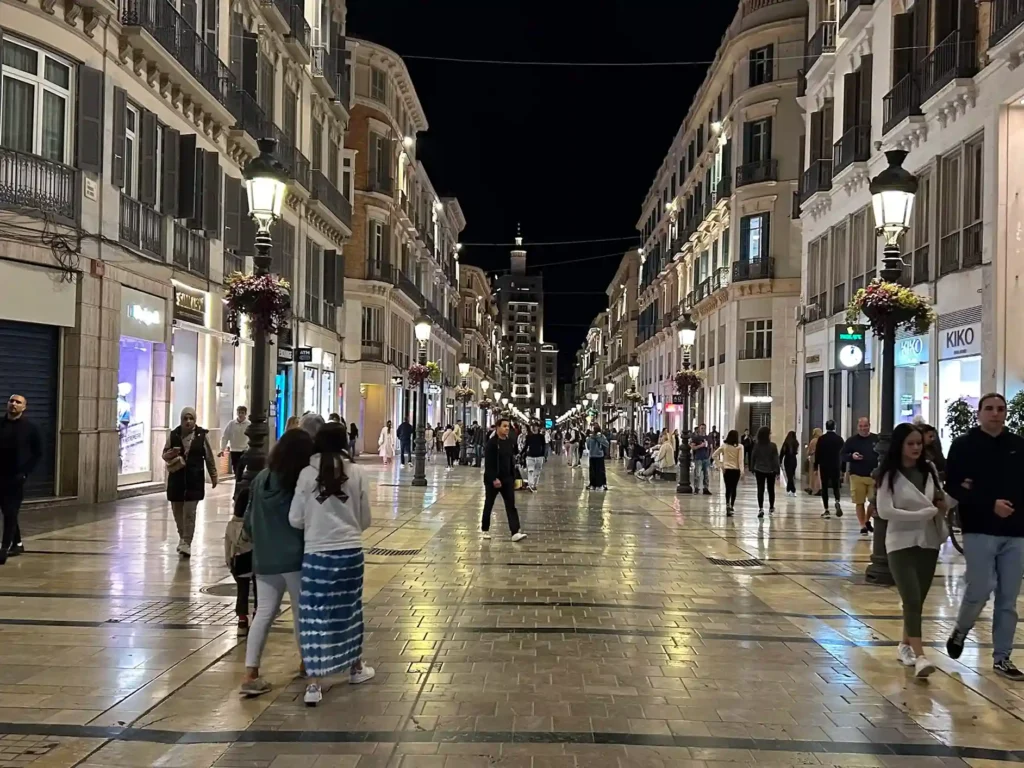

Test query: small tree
[944,397,977,440]
[1007,391,1024,435]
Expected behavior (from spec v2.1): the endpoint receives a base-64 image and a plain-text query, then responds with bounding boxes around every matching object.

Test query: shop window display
[938,356,981,444]
[118,337,154,479]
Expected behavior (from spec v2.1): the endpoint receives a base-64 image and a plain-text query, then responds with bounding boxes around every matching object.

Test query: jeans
[400,440,412,465]
[525,456,544,487]
[888,546,939,638]
[245,571,302,668]
[723,469,741,508]
[783,458,797,493]
[956,534,1024,662]
[0,479,25,554]
[755,471,776,510]
[482,480,521,534]
[692,459,710,491]
[819,467,841,509]
[569,443,579,466]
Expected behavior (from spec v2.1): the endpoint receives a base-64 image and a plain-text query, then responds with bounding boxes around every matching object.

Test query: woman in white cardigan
[874,423,948,678]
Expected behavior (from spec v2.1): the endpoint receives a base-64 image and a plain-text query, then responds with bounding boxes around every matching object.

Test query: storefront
[894,334,930,426]
[170,284,214,428]
[938,320,982,444]
[297,348,338,419]
[217,312,252,437]
[118,287,167,486]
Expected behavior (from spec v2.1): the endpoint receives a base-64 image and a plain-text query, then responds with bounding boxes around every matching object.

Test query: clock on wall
[838,344,864,369]
[834,324,867,370]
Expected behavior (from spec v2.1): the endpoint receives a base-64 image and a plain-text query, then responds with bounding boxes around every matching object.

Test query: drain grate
[367,547,421,557]
[0,736,60,767]
[707,557,766,567]
[107,599,239,625]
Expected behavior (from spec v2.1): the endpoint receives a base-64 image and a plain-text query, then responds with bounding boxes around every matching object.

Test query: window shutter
[177,134,199,219]
[204,0,219,52]
[764,118,773,161]
[201,150,220,235]
[382,223,392,265]
[722,227,730,261]
[139,110,158,205]
[229,13,243,81]
[240,192,256,256]
[740,216,751,261]
[180,0,197,29]
[821,98,834,151]
[76,66,104,174]
[957,0,977,51]
[111,86,127,188]
[337,250,345,304]
[809,111,823,161]
[241,31,259,98]
[742,122,752,164]
[765,44,775,83]
[761,214,772,261]
[892,13,914,79]
[842,72,857,132]
[323,249,337,304]
[857,56,873,130]
[223,175,241,253]
[913,0,930,69]
[721,140,731,179]
[161,127,179,216]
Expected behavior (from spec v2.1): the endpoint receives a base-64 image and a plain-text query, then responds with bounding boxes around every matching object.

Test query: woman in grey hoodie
[750,426,781,519]
[239,429,314,697]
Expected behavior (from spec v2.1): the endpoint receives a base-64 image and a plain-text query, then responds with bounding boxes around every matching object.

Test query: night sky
[347,0,737,381]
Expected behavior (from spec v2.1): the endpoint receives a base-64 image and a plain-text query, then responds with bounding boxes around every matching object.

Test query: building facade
[458,263,503,427]
[796,0,1024,446]
[633,0,806,438]
[493,234,558,419]
[339,39,464,445]
[604,249,641,431]
[0,0,352,501]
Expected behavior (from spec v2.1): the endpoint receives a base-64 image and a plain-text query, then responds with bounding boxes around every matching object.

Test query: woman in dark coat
[162,407,217,558]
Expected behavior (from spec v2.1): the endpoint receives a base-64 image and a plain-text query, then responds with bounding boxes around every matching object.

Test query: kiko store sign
[939,323,981,361]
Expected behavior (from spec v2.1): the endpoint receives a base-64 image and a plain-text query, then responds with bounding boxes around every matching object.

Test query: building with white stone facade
[633,0,806,439]
[0,0,352,501]
[796,0,1024,446]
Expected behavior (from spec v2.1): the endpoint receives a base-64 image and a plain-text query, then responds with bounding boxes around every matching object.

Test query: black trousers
[0,479,24,554]
[589,457,607,488]
[444,446,458,467]
[230,451,245,477]
[234,574,257,616]
[755,471,776,510]
[723,468,741,508]
[783,458,797,493]
[400,440,412,464]
[482,480,521,534]
[819,467,841,508]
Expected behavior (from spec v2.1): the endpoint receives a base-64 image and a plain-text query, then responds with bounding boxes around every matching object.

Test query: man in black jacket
[522,424,546,491]
[841,417,879,535]
[482,418,526,541]
[945,393,1024,680]
[815,420,845,518]
[0,394,42,561]
[396,418,413,467]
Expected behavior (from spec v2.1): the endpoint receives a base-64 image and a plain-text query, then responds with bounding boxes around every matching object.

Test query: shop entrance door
[805,373,824,444]
[275,365,292,439]
[829,371,843,436]
[849,369,872,429]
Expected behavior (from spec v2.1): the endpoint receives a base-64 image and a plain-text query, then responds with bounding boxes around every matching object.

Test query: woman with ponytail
[289,423,374,706]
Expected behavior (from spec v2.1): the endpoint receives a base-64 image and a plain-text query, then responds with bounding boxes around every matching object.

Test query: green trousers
[888,546,940,638]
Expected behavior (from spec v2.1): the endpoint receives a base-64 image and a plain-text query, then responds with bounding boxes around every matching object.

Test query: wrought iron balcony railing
[0,146,79,224]
[312,170,352,229]
[805,21,837,71]
[992,0,1024,46]
[732,258,775,282]
[172,221,208,276]
[119,193,163,259]
[736,158,778,187]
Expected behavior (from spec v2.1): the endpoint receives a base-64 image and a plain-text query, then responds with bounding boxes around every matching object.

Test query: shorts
[849,474,875,505]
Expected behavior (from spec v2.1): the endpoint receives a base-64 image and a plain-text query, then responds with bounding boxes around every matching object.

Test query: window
[304,239,321,324]
[744,319,773,359]
[342,156,352,200]
[370,66,387,102]
[361,305,383,344]
[327,130,339,186]
[938,150,961,276]
[744,118,772,163]
[311,120,322,171]
[962,137,983,269]
[283,87,297,142]
[369,220,386,269]
[740,213,770,262]
[1,37,73,163]
[831,221,847,314]
[258,53,274,118]
[908,172,931,284]
[124,104,140,197]
[748,44,774,87]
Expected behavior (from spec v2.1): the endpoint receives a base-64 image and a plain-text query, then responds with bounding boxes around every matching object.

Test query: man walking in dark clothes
[815,419,845,518]
[0,394,41,561]
[482,418,527,542]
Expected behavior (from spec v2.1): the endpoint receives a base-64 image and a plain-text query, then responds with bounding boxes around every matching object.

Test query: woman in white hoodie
[289,423,374,706]
[635,433,674,481]
[875,423,948,679]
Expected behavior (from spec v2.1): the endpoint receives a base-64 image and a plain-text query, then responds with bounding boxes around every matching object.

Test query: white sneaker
[303,683,322,706]
[180,541,191,557]
[511,532,527,542]
[914,656,936,678]
[482,532,491,540]
[897,643,916,667]
[350,665,375,684]
[175,539,184,554]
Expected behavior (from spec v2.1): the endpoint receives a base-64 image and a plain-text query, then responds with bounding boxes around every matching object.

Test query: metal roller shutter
[0,321,59,498]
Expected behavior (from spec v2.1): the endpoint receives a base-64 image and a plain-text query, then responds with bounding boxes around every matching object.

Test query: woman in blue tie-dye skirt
[288,422,374,706]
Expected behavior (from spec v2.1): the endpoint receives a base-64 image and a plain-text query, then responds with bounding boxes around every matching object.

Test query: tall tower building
[494,229,558,417]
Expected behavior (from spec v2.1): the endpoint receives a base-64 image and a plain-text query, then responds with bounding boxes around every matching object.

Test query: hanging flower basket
[408,363,430,387]
[478,398,494,410]
[624,390,645,405]
[490,405,504,417]
[426,361,442,384]
[455,386,475,403]
[674,369,704,395]
[225,272,291,336]
[846,278,935,337]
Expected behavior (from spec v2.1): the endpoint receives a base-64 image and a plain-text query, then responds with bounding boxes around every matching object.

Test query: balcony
[311,45,341,101]
[366,261,396,283]
[368,173,394,197]
[172,221,208,276]
[260,0,291,34]
[716,175,732,201]
[228,89,271,152]
[283,2,312,65]
[272,125,311,192]
[920,30,978,103]
[801,159,833,202]
[0,146,79,224]
[805,21,837,73]
[912,244,930,285]
[732,258,774,282]
[882,71,922,135]
[736,158,778,187]
[311,171,352,231]
[396,270,427,308]
[738,347,772,360]
[119,0,236,126]
[992,0,1024,46]
[361,340,385,362]
[119,194,164,260]
[832,124,871,176]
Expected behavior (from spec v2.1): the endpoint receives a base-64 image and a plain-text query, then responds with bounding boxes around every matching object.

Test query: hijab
[179,407,197,433]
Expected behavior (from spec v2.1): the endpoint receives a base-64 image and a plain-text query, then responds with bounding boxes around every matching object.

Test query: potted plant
[846,278,935,336]
[225,272,291,336]
[1007,391,1024,435]
[944,397,977,441]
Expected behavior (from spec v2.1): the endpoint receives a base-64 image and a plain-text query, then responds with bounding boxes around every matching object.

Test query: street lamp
[865,150,918,586]
[605,379,615,427]
[458,356,471,465]
[627,354,640,435]
[480,379,490,430]
[675,313,697,495]
[239,138,288,490]
[412,308,433,488]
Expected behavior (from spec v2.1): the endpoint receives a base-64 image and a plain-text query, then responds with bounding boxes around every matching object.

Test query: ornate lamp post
[675,314,697,495]
[627,354,640,436]
[865,150,918,586]
[458,357,471,464]
[480,379,490,429]
[240,138,288,489]
[411,309,433,487]
[605,379,615,428]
